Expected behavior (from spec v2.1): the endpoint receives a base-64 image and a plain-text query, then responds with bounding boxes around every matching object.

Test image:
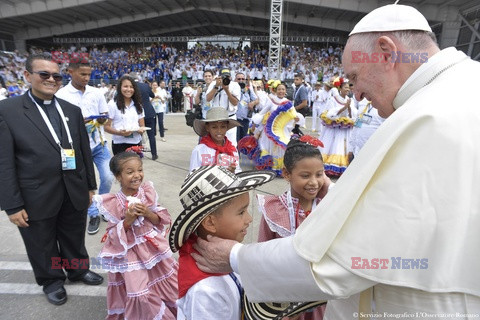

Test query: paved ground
[0,113,318,320]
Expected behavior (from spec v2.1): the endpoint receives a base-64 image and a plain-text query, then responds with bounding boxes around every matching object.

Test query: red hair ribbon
[299,135,324,148]
[333,77,344,88]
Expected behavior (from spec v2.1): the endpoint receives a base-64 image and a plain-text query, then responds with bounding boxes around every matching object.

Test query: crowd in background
[0,43,344,104]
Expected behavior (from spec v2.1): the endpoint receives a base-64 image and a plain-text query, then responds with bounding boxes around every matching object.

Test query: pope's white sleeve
[236,236,376,302]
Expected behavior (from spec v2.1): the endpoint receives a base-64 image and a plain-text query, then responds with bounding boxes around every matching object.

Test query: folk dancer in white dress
[251,81,298,175]
[319,78,357,177]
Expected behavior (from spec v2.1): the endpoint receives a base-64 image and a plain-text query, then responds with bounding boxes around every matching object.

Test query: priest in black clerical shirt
[0,53,103,306]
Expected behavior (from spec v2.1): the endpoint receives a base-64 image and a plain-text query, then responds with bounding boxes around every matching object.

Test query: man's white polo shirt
[57,82,109,149]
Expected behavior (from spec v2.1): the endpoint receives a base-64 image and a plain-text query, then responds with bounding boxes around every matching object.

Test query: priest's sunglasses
[29,70,63,81]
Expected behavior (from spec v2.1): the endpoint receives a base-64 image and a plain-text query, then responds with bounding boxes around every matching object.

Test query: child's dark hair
[283,138,323,172]
[109,151,141,176]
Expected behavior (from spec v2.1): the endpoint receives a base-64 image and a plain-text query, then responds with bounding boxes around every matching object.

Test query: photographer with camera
[205,68,241,146]
[235,73,258,142]
[194,69,214,119]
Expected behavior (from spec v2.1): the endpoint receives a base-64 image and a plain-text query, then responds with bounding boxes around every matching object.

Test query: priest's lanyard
[286,190,317,234]
[228,273,245,320]
[362,103,373,115]
[28,91,74,150]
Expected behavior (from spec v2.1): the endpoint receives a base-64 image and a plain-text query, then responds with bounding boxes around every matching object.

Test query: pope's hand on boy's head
[192,234,236,274]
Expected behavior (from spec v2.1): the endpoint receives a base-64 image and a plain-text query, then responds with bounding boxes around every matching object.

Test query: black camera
[222,74,231,86]
[220,69,231,86]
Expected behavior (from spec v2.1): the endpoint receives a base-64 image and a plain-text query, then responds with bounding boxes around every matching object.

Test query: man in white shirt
[194,69,214,119]
[310,82,325,133]
[56,62,113,235]
[348,102,384,162]
[193,4,480,318]
[205,68,241,146]
[182,82,194,112]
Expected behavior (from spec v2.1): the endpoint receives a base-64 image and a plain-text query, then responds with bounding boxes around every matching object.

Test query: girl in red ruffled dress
[93,151,178,320]
[257,136,328,320]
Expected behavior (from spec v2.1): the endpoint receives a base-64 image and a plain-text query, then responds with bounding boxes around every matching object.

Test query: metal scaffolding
[267,0,283,79]
[457,13,480,60]
[52,35,341,45]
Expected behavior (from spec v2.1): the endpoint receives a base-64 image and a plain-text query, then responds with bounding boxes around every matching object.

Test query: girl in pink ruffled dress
[257,136,328,320]
[93,151,178,320]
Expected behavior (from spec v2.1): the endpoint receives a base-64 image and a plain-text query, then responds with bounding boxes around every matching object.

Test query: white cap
[349,4,432,36]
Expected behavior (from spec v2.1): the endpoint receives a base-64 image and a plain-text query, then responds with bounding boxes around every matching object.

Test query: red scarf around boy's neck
[199,134,236,164]
[178,235,229,298]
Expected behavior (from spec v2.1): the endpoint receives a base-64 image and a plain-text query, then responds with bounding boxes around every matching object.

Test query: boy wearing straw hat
[189,107,242,173]
[170,166,276,320]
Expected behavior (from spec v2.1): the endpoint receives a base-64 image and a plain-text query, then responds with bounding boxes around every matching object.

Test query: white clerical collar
[30,90,53,106]
[393,47,468,110]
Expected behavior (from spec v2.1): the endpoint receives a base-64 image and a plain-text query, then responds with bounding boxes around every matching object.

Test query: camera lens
[222,77,230,86]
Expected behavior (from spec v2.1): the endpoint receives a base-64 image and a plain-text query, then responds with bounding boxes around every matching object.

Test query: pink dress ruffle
[257,191,326,320]
[94,181,178,320]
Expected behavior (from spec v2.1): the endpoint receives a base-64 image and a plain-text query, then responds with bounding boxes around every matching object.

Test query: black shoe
[71,271,103,285]
[164,128,168,131]
[152,155,158,161]
[87,216,100,234]
[45,287,67,305]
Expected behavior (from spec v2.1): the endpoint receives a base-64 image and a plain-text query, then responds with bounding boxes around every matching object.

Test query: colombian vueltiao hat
[193,107,242,137]
[168,166,276,252]
[349,4,432,36]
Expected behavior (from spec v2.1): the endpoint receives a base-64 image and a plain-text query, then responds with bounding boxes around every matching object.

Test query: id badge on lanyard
[61,148,76,170]
[362,114,373,125]
[354,117,363,128]
[29,92,76,171]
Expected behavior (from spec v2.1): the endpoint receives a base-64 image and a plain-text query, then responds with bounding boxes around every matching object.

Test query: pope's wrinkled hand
[192,235,237,274]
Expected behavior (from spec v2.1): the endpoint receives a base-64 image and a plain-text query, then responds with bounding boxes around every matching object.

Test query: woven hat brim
[169,170,276,252]
[243,294,326,320]
[193,118,242,137]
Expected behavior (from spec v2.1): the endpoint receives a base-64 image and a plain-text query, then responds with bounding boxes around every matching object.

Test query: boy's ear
[199,215,217,234]
[282,168,290,182]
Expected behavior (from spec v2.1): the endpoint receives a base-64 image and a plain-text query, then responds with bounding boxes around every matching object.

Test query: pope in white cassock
[193,4,480,319]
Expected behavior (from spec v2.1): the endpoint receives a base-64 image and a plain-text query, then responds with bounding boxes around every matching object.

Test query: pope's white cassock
[231,47,480,318]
